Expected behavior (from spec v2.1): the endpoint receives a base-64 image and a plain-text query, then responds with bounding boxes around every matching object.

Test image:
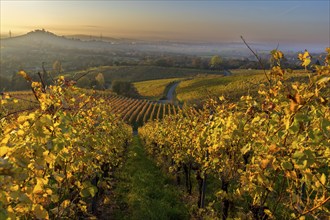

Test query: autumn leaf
[18,70,32,81]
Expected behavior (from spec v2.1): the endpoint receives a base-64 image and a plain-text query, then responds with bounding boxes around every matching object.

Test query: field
[176,70,266,103]
[65,65,224,88]
[133,77,182,100]
[1,0,329,218]
[2,90,180,130]
[102,94,180,129]
[1,54,329,219]
[175,69,312,103]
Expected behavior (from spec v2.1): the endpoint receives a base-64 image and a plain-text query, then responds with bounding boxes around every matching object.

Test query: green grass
[133,78,182,100]
[111,136,189,220]
[176,69,310,103]
[65,65,223,85]
[229,69,265,76]
[2,91,38,113]
[176,72,265,103]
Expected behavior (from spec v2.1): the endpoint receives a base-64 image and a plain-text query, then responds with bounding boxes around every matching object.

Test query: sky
[1,0,329,47]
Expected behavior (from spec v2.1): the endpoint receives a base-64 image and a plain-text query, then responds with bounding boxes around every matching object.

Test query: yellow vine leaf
[32,204,49,219]
[298,50,311,67]
[1,135,10,144]
[320,173,326,185]
[14,204,29,213]
[33,183,43,194]
[17,115,28,123]
[0,146,11,157]
[19,70,32,81]
[61,200,70,209]
[33,177,48,194]
[272,50,283,60]
[17,129,25,136]
[53,173,65,183]
[302,58,311,67]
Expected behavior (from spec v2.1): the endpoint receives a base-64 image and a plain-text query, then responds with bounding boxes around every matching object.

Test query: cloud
[279,5,301,16]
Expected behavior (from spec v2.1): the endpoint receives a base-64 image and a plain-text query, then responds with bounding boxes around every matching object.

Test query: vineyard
[176,69,311,104]
[2,91,180,129]
[133,77,182,100]
[0,76,133,219]
[96,94,180,129]
[64,65,224,90]
[1,48,329,219]
[139,49,330,219]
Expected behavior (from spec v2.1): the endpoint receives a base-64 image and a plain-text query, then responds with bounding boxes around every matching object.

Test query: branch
[31,86,40,103]
[240,36,271,86]
[276,43,280,51]
[73,70,93,82]
[0,106,38,120]
[296,196,330,218]
[38,62,48,93]
[9,94,39,104]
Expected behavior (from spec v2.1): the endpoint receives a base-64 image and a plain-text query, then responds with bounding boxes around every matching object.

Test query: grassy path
[110,136,189,220]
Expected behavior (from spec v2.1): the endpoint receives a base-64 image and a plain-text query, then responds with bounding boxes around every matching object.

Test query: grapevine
[0,74,132,219]
[139,48,330,219]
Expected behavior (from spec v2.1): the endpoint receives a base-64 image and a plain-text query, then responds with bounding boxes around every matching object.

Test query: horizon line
[1,28,329,48]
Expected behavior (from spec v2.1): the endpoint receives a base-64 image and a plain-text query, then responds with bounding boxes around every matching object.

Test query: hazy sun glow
[1,1,329,45]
